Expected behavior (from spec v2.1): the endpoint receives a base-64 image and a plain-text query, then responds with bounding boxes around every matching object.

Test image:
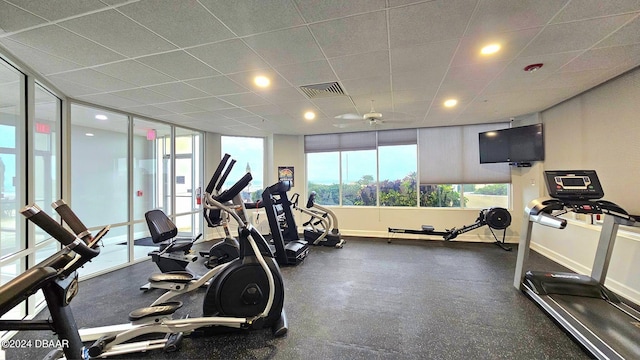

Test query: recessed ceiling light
[304,111,315,120]
[444,99,458,108]
[95,114,108,120]
[480,43,501,55]
[85,133,94,137]
[254,76,270,88]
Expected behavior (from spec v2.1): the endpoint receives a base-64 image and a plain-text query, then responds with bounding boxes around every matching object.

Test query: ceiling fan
[333,100,405,128]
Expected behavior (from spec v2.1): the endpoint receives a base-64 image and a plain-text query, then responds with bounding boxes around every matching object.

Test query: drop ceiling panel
[217,92,270,108]
[75,93,143,109]
[294,0,386,22]
[122,104,174,117]
[186,97,236,111]
[390,40,459,74]
[187,39,271,74]
[136,51,221,80]
[329,50,390,81]
[595,16,640,48]
[145,82,209,101]
[1,1,639,136]
[275,60,337,87]
[5,0,106,22]
[58,10,177,57]
[520,14,636,57]
[227,69,291,91]
[465,0,568,34]
[341,75,391,97]
[243,27,325,67]
[309,11,388,58]
[213,107,254,119]
[450,27,541,67]
[388,0,476,49]
[7,25,124,66]
[0,38,82,75]
[49,69,134,92]
[185,76,248,96]
[199,0,305,37]
[551,0,640,23]
[117,0,235,47]
[107,88,175,104]
[256,87,307,104]
[0,1,46,32]
[152,101,204,114]
[561,44,640,73]
[243,104,286,117]
[94,60,175,86]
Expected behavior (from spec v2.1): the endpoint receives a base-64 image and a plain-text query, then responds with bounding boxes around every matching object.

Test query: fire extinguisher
[196,186,202,205]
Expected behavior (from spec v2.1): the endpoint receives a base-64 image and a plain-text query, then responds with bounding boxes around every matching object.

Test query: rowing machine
[388,207,512,251]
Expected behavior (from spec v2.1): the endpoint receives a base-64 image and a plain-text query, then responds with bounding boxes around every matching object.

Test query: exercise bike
[388,207,512,251]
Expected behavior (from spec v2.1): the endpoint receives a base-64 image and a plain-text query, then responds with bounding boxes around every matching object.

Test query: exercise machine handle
[52,199,91,243]
[214,172,253,203]
[216,159,236,192]
[530,211,567,229]
[21,204,100,259]
[205,153,231,193]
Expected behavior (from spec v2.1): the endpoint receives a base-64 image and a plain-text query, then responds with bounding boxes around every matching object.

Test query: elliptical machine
[2,168,288,358]
[291,191,345,248]
[199,154,240,268]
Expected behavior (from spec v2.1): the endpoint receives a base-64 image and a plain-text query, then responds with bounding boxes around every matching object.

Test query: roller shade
[418,123,510,184]
[305,131,376,153]
[377,128,417,146]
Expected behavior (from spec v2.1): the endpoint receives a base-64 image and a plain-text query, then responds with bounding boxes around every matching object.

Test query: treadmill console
[545,170,603,200]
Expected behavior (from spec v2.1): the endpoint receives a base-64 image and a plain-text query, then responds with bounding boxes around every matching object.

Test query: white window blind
[377,128,417,146]
[305,131,376,152]
[418,123,511,184]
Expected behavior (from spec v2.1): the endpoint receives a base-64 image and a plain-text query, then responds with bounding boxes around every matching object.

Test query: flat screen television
[478,123,544,165]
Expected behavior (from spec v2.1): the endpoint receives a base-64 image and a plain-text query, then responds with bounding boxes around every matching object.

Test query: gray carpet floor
[5,237,592,359]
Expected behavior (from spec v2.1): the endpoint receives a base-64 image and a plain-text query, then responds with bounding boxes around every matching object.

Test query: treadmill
[514,170,640,360]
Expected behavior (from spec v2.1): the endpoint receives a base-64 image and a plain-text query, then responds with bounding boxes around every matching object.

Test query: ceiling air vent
[300,82,346,99]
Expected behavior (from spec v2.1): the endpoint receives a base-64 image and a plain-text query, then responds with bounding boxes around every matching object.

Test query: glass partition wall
[70,104,204,277]
[0,51,204,337]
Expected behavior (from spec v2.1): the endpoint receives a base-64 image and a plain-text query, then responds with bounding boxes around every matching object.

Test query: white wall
[532,66,640,303]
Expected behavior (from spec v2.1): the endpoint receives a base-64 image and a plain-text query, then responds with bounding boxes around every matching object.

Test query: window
[341,150,376,206]
[71,104,130,273]
[307,152,339,205]
[0,59,24,258]
[305,125,511,209]
[221,136,264,202]
[379,145,417,207]
[33,84,61,245]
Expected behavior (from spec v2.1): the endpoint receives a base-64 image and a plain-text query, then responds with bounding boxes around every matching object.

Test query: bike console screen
[544,170,604,200]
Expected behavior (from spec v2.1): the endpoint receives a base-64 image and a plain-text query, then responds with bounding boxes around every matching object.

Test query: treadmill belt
[552,294,640,359]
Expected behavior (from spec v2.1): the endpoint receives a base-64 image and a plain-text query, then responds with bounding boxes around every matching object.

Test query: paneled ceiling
[1,0,639,136]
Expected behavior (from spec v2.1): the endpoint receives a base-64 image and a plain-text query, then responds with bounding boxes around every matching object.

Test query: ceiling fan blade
[334,113,362,120]
[333,122,363,128]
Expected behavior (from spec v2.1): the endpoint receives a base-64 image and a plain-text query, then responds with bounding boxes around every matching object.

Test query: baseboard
[340,229,519,244]
[531,242,640,305]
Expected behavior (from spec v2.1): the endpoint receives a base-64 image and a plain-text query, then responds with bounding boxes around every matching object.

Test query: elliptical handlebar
[205,153,231,194]
[21,204,100,260]
[52,199,92,243]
